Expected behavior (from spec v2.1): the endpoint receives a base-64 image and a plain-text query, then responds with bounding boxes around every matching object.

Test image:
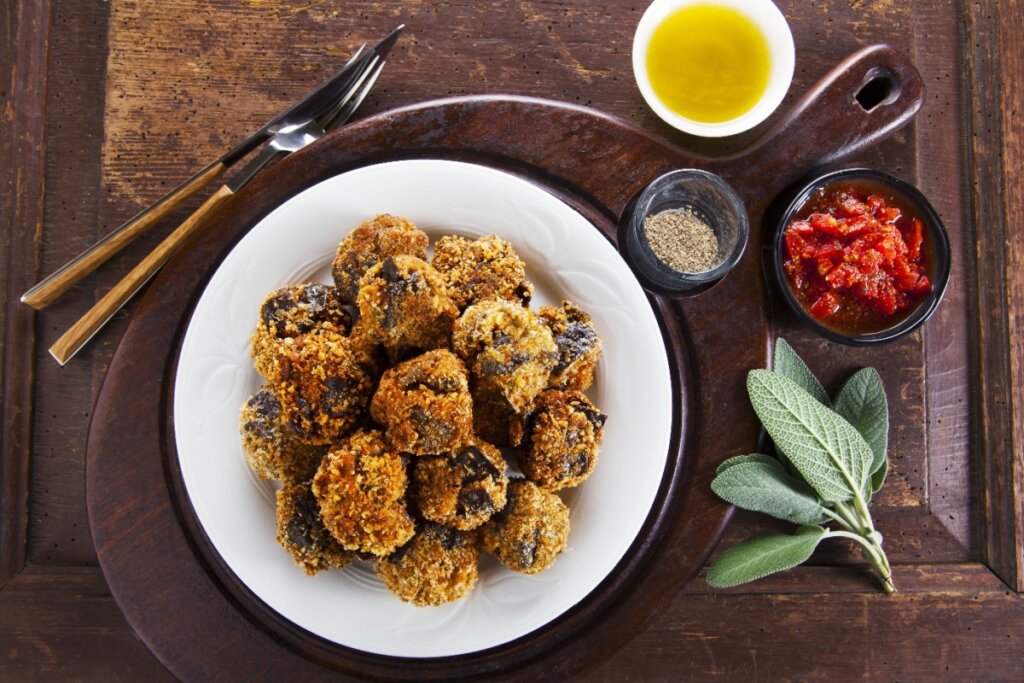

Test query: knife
[47,26,402,364]
[22,25,402,310]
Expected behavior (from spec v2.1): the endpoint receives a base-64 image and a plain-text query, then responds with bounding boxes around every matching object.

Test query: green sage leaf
[833,367,889,491]
[747,370,874,503]
[773,338,830,407]
[711,459,829,525]
[716,453,780,475]
[871,458,889,492]
[706,526,827,587]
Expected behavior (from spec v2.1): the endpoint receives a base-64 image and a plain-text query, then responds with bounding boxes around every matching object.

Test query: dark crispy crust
[239,388,327,481]
[430,234,533,311]
[375,524,479,606]
[481,479,569,574]
[370,349,474,456]
[537,301,602,392]
[252,283,353,378]
[452,299,558,414]
[312,430,416,556]
[520,390,606,491]
[276,481,354,575]
[356,255,459,354]
[263,327,376,443]
[331,214,429,303]
[413,441,509,530]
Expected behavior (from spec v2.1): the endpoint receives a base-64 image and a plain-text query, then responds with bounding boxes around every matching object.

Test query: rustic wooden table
[2,1,1022,680]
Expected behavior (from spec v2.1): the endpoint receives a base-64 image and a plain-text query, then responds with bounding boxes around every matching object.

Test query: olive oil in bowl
[632,0,794,136]
[645,4,772,124]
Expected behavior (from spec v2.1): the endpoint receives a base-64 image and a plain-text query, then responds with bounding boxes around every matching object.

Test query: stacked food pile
[239,214,606,606]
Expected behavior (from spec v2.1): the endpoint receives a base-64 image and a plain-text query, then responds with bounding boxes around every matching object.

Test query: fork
[48,56,388,365]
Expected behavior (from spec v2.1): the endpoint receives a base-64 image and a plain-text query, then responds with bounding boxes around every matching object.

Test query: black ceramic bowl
[623,169,748,295]
[772,168,951,345]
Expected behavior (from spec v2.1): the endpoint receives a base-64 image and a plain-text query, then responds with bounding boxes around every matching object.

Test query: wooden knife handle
[22,160,227,310]
[49,184,235,365]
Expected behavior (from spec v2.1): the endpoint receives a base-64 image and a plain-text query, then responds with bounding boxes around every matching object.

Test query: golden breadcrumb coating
[239,388,327,481]
[430,234,533,311]
[356,255,458,354]
[413,441,509,530]
[312,430,416,556]
[375,524,479,606]
[252,284,353,378]
[370,349,473,455]
[471,395,525,448]
[276,481,354,575]
[520,390,606,491]
[481,479,569,574]
[331,214,429,303]
[537,301,602,392]
[263,327,376,443]
[242,222,611,604]
[452,299,558,414]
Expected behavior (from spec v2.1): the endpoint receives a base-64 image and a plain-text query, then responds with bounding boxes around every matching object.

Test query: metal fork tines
[227,55,386,192]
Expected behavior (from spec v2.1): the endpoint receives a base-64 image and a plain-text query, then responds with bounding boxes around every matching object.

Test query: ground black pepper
[643,208,719,273]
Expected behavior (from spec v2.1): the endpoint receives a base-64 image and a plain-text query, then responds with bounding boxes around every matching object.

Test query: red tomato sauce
[782,180,932,334]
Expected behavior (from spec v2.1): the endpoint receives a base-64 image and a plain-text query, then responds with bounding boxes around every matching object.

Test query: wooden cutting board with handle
[87,44,923,680]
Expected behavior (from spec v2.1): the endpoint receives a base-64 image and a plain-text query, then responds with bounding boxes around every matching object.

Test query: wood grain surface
[20,160,228,310]
[2,0,1022,680]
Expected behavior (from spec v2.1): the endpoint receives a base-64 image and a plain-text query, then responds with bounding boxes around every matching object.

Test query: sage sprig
[708,338,895,593]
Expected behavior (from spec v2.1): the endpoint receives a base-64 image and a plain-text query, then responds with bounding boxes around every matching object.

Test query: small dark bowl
[623,169,748,295]
[772,168,951,345]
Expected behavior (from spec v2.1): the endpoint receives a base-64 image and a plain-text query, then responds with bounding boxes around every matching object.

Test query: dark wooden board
[4,0,1024,680]
[87,43,924,679]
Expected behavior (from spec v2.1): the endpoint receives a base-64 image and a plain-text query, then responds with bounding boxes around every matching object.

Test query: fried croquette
[375,524,479,606]
[252,283,352,378]
[481,479,569,574]
[239,388,327,481]
[520,390,606,491]
[452,299,558,414]
[356,255,458,354]
[413,442,509,530]
[370,349,473,455]
[331,214,429,303]
[537,301,602,392]
[312,430,416,556]
[264,327,376,443]
[276,481,354,575]
[430,234,533,311]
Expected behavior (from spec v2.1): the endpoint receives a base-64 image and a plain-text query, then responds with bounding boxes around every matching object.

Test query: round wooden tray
[87,45,922,680]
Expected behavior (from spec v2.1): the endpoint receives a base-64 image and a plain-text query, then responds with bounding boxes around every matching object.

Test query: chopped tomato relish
[783,182,931,334]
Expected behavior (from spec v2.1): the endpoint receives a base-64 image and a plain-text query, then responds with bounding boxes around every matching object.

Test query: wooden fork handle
[22,160,227,310]
[49,184,235,365]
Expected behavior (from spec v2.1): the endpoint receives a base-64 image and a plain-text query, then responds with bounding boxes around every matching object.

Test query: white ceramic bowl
[632,0,795,137]
[173,159,673,657]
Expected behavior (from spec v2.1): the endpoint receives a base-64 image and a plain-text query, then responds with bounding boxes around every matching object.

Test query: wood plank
[963,0,1020,590]
[587,568,1024,682]
[0,0,50,587]
[0,565,174,682]
[682,562,1010,595]
[911,0,973,553]
[1,565,1018,682]
[26,0,112,567]
[998,0,1024,591]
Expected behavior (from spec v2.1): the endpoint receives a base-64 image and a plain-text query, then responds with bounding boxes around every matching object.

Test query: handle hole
[856,71,898,111]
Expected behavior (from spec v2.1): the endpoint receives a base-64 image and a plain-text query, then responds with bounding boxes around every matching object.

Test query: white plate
[173,159,673,658]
